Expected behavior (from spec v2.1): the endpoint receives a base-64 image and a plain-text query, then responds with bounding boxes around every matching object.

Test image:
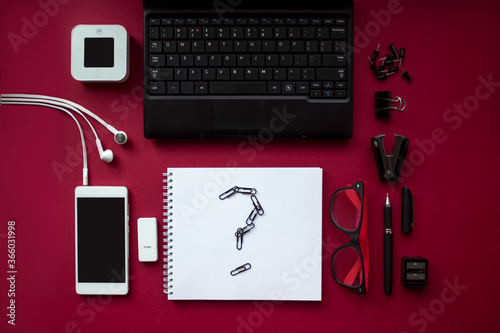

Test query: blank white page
[166,167,322,300]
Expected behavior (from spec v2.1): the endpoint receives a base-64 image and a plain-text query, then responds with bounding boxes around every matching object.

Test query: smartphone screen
[77,197,126,283]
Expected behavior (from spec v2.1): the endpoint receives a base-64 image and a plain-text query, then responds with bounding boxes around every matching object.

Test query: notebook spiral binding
[162,172,174,295]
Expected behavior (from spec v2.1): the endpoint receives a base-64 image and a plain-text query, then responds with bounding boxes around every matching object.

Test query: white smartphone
[75,186,129,295]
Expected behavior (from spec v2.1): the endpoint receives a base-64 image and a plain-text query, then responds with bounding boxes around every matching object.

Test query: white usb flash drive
[138,218,158,262]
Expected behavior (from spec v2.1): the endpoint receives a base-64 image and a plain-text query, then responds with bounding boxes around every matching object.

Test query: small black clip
[371,134,409,182]
[246,208,258,225]
[235,223,255,250]
[219,186,238,200]
[231,263,252,276]
[251,195,264,215]
[235,229,243,250]
[240,222,255,235]
[235,187,257,194]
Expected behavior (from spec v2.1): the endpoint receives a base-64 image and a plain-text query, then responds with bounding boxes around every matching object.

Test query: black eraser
[401,187,413,232]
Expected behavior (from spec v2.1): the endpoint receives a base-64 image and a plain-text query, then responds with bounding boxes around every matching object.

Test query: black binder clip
[371,134,409,182]
[375,91,406,118]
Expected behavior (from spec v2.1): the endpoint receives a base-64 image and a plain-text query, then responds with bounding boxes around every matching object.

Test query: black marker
[384,193,393,295]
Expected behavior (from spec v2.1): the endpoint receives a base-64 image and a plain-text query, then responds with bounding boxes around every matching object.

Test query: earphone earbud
[100,149,114,163]
[105,125,127,144]
[114,131,127,144]
[96,139,114,163]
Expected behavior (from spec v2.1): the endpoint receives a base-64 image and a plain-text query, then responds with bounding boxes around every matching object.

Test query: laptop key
[181,82,194,94]
[217,68,230,80]
[151,55,166,67]
[161,18,173,26]
[178,41,190,53]
[203,68,216,80]
[335,81,346,89]
[150,68,173,81]
[175,68,187,80]
[319,41,333,53]
[323,54,346,66]
[166,55,179,67]
[282,82,295,94]
[316,68,345,81]
[334,41,347,53]
[231,68,244,80]
[189,68,202,80]
[310,90,321,98]
[189,27,202,39]
[268,82,281,94]
[336,18,347,26]
[316,27,329,39]
[150,82,166,95]
[175,27,188,39]
[323,90,334,98]
[164,41,176,53]
[161,27,173,39]
[335,90,347,98]
[310,82,321,89]
[331,27,347,39]
[195,82,208,94]
[150,41,162,53]
[149,18,161,26]
[210,82,267,94]
[297,83,309,94]
[150,27,160,39]
[167,82,180,95]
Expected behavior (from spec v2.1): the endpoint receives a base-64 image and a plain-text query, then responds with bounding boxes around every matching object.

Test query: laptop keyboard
[147,16,349,99]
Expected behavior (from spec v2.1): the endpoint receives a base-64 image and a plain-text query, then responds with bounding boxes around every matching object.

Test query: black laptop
[143,0,353,139]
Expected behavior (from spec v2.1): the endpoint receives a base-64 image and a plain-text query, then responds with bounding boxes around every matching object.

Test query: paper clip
[251,195,264,215]
[240,222,255,234]
[235,187,257,194]
[235,223,255,250]
[235,228,243,250]
[219,186,238,200]
[231,263,252,276]
[246,208,258,225]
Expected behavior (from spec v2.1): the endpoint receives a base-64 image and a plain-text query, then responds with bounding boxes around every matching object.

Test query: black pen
[384,193,393,295]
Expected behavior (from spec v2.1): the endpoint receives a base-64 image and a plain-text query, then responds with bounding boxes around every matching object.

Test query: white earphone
[0,94,127,184]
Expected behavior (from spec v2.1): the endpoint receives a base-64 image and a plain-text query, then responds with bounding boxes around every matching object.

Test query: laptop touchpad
[214,100,265,129]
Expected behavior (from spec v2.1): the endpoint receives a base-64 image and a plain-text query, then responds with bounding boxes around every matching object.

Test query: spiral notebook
[162,167,323,300]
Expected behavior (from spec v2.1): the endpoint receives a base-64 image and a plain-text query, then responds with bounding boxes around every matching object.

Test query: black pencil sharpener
[401,257,428,288]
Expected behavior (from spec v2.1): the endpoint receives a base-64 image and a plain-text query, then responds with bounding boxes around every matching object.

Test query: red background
[1,0,500,332]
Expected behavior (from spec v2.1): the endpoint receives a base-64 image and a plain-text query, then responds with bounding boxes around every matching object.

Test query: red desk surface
[1,0,499,332]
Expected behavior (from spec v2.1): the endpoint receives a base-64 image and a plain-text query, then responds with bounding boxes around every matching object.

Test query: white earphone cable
[1,94,127,144]
[0,100,89,185]
[0,96,113,163]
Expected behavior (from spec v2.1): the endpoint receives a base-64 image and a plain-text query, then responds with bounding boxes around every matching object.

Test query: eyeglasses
[330,181,369,294]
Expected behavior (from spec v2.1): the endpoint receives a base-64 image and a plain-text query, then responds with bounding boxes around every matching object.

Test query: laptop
[143,0,353,139]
